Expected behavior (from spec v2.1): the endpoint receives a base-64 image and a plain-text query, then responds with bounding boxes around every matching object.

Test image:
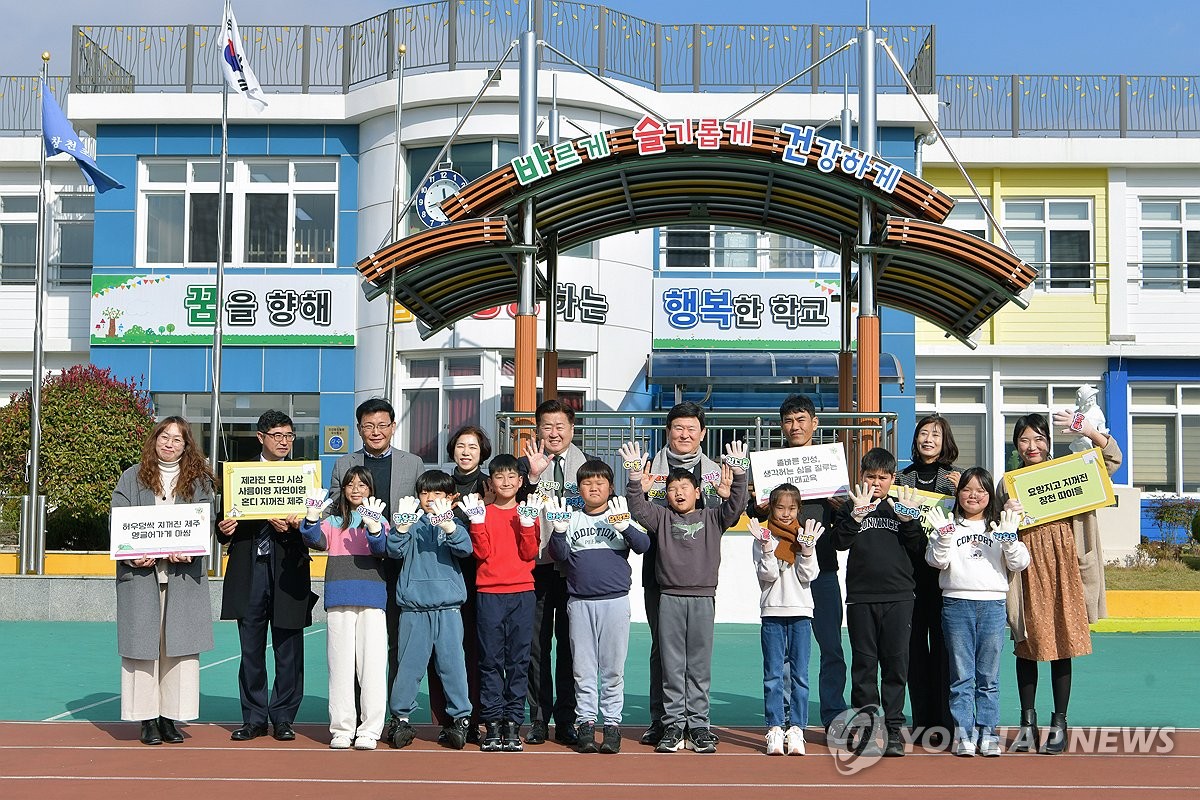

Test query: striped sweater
[300,513,388,610]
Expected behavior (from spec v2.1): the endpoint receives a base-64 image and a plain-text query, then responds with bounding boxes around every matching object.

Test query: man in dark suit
[217,410,315,742]
[329,398,423,700]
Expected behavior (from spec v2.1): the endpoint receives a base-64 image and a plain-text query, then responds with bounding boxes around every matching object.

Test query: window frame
[1137,198,1200,291]
[1003,197,1095,292]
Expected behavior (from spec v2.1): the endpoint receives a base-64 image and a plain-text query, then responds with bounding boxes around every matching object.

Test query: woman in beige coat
[1001,410,1118,755]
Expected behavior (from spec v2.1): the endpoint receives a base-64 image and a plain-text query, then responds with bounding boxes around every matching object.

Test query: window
[1004,199,1093,290]
[52,194,95,285]
[1138,199,1200,290]
[140,159,338,266]
[499,355,589,414]
[1130,384,1200,494]
[946,198,989,240]
[914,382,989,469]
[1002,383,1087,469]
[150,392,320,462]
[406,140,515,234]
[661,226,839,272]
[400,355,485,464]
[0,194,37,284]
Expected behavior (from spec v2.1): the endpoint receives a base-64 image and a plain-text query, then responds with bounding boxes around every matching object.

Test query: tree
[0,365,155,549]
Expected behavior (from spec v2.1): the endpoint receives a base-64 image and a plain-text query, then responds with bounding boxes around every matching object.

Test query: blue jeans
[761,616,812,729]
[941,597,1006,742]
[810,571,848,727]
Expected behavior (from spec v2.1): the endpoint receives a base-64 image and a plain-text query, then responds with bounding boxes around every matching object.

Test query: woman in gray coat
[112,416,216,745]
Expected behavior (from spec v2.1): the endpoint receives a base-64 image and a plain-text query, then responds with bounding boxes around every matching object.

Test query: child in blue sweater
[385,470,474,750]
[299,466,389,750]
[547,459,650,754]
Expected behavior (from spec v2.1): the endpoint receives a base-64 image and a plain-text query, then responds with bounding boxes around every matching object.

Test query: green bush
[0,365,156,551]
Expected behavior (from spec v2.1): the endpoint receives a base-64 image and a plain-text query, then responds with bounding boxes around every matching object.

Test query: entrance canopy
[357,122,1036,345]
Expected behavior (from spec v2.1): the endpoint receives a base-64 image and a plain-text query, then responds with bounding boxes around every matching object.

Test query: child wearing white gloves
[384,469,474,750]
[750,482,823,756]
[925,467,1030,758]
[547,459,651,754]
[299,466,389,750]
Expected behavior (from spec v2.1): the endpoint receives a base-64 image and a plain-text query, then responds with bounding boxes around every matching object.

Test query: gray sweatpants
[567,595,631,725]
[657,593,716,729]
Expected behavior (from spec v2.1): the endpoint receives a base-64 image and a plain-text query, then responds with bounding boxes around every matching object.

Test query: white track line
[41,627,326,721]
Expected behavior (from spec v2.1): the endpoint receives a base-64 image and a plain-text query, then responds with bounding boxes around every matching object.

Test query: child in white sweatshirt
[925,467,1030,758]
[750,483,823,756]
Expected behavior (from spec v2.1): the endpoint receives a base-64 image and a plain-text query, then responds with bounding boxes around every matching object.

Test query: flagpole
[383,43,406,407]
[22,53,52,575]
[209,80,229,575]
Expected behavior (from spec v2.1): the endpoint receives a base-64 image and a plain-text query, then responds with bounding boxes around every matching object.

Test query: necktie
[553,456,565,499]
[256,524,271,558]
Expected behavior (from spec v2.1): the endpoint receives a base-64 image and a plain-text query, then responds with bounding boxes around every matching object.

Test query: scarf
[665,447,702,473]
[767,518,804,565]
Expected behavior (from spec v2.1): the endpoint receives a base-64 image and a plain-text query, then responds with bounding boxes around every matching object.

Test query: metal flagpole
[513,2,539,442]
[384,43,407,407]
[21,52,52,575]
[208,81,230,574]
[856,1,880,451]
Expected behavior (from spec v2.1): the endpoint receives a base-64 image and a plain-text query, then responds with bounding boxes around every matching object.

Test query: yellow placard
[1002,447,1116,528]
[222,460,323,521]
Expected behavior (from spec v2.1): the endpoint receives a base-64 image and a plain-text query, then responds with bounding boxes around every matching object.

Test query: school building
[1,4,1197,538]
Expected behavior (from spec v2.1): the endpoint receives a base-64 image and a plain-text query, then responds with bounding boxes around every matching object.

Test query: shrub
[0,365,155,549]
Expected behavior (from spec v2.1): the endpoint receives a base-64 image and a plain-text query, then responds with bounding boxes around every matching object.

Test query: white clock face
[421,179,460,223]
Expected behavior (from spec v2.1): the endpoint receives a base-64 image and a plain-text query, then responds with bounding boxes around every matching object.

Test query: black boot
[1010,709,1038,753]
[139,719,162,745]
[157,717,184,744]
[1042,712,1067,755]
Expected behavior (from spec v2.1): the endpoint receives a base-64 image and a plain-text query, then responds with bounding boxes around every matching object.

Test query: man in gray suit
[329,397,423,699]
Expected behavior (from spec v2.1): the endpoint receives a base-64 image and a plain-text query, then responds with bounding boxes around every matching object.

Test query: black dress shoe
[140,719,162,745]
[157,717,184,744]
[553,723,579,746]
[524,721,547,745]
[273,721,296,741]
[230,723,268,741]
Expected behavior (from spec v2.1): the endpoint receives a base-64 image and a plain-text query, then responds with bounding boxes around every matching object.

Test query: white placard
[749,443,850,503]
[110,503,211,560]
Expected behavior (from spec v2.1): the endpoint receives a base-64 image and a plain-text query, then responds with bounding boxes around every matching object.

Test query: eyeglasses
[265,432,296,443]
[360,422,394,433]
[157,434,185,445]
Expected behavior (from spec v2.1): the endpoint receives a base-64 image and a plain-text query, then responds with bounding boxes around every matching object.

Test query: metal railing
[938,73,1200,137]
[66,4,932,96]
[0,76,71,134]
[1129,262,1200,291]
[496,409,897,483]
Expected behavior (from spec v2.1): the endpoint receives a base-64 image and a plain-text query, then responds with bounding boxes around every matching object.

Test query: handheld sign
[1003,447,1116,528]
[223,460,322,521]
[111,503,211,560]
[749,443,850,504]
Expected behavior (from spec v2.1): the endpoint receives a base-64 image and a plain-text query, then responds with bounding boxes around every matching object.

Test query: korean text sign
[1002,447,1116,528]
[110,503,211,560]
[749,444,850,503]
[223,461,323,521]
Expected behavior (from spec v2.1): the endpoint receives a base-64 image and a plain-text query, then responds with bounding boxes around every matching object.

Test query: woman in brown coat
[1002,411,1119,755]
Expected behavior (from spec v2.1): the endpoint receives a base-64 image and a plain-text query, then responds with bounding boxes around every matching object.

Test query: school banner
[110,503,211,560]
[1003,447,1116,528]
[223,461,323,520]
[749,443,850,503]
[90,274,357,346]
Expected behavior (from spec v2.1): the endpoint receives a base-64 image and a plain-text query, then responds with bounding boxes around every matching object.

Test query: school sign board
[1003,448,1117,528]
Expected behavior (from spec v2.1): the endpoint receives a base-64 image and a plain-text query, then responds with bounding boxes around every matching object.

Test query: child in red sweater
[459,453,541,752]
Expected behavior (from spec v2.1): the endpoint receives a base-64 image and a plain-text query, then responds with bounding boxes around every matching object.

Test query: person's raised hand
[723,440,750,475]
[606,496,632,532]
[798,519,824,557]
[517,497,542,529]
[359,497,386,534]
[304,487,331,522]
[892,485,923,521]
[991,508,1022,544]
[430,498,458,534]
[926,506,956,539]
[618,441,648,479]
[848,482,878,522]
[457,493,487,526]
[1053,408,1093,440]
[523,439,551,481]
[391,496,421,533]
[545,496,572,533]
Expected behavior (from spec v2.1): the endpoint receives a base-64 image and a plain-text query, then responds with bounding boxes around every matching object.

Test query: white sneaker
[765,726,785,755]
[979,737,1002,757]
[330,735,352,749]
[953,738,977,757]
[353,736,377,751]
[784,726,805,755]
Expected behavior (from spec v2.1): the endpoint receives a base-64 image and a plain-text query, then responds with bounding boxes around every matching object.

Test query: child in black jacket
[834,447,925,757]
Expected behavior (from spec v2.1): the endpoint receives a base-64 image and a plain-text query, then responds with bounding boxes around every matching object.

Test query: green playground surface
[2,621,1196,728]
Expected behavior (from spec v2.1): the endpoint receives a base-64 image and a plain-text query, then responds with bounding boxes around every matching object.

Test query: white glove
[517,498,542,528]
[303,487,332,522]
[1053,408,1092,439]
[991,508,1022,544]
[545,496,572,533]
[748,518,771,544]
[606,496,632,532]
[358,497,386,534]
[848,482,879,522]
[430,498,458,534]
[797,519,824,557]
[926,506,956,539]
[618,441,648,479]
[723,440,750,475]
[892,485,923,521]
[391,496,421,532]
[457,493,486,526]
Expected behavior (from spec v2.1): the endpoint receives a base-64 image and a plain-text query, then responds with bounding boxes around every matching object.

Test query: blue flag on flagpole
[40,87,124,193]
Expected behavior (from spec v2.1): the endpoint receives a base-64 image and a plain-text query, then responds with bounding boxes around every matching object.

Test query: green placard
[1002,447,1116,528]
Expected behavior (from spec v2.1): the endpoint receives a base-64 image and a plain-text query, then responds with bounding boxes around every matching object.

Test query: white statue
[1069,384,1108,453]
